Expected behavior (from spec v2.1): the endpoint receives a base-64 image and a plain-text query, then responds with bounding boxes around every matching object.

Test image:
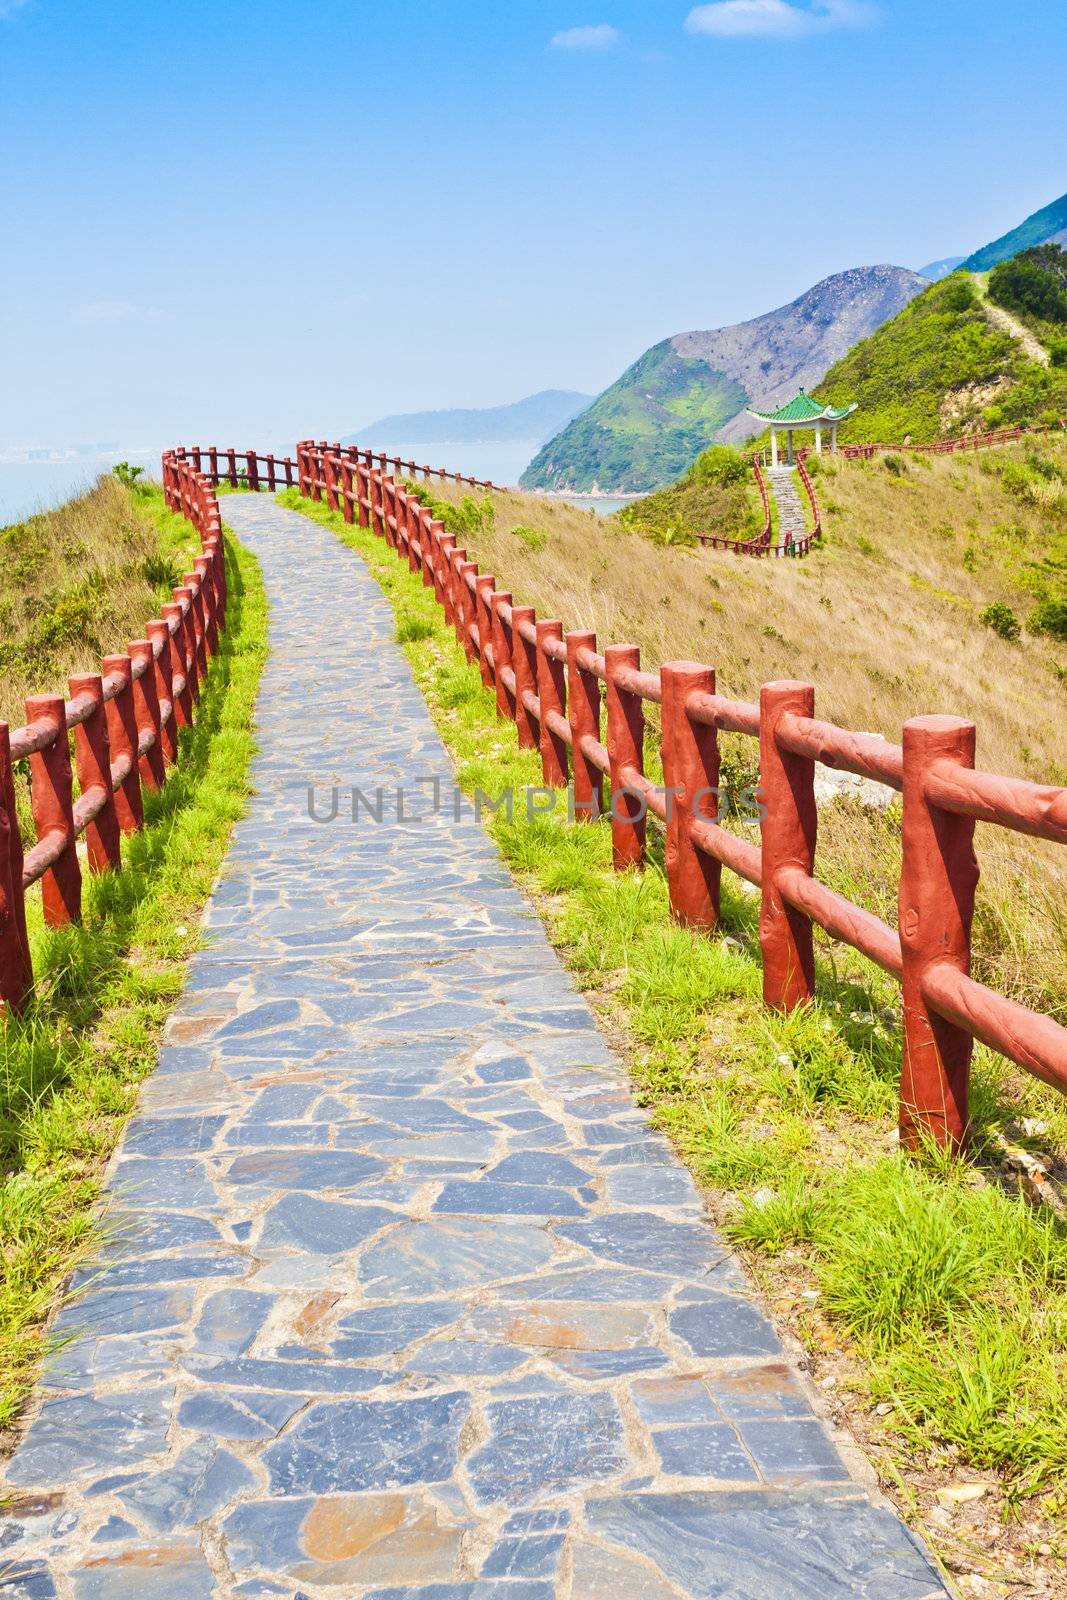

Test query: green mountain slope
[962,191,1067,273]
[520,343,747,494]
[814,274,1067,444]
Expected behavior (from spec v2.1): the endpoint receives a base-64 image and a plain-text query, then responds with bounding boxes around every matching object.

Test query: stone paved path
[766,466,807,547]
[0,497,950,1598]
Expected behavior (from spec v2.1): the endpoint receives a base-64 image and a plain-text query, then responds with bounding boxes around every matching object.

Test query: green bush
[111,461,144,489]
[939,274,978,313]
[980,600,1021,641]
[883,454,907,477]
[689,444,750,488]
[1050,338,1067,369]
[1028,597,1067,640]
[989,245,1067,327]
[510,524,547,553]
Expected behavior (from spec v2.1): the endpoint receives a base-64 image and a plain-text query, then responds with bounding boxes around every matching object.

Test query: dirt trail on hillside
[982,297,1050,365]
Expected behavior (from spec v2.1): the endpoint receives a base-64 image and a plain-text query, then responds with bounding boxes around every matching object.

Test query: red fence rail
[0,457,228,1012]
[289,438,1066,1148]
[842,420,1067,460]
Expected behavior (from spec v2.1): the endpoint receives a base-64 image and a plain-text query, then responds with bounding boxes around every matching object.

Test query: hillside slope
[348,390,592,448]
[521,266,927,494]
[962,190,1067,273]
[0,472,196,726]
[814,272,1067,443]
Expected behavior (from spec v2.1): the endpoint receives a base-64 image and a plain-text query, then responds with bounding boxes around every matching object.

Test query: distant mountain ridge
[521,266,928,494]
[962,191,1067,273]
[347,390,592,448]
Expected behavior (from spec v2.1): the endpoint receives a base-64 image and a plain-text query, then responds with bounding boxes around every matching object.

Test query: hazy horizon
[2,0,1064,469]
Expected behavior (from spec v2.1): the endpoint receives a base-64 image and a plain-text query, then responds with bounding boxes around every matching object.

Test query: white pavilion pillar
[771,427,779,468]
[814,421,823,455]
[787,429,794,465]
[831,422,838,453]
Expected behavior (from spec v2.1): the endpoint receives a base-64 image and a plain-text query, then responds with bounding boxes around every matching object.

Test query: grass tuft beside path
[281,485,1067,1584]
[0,486,267,1435]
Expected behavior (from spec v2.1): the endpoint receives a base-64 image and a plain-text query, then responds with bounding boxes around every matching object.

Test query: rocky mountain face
[521,266,928,492]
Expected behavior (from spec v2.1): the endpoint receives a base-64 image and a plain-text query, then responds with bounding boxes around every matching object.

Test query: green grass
[816,272,1067,444]
[0,486,267,1427]
[281,482,1067,1534]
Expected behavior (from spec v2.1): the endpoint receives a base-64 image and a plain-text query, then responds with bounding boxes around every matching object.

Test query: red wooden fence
[291,437,1067,1149]
[693,452,821,559]
[0,456,227,1012]
[842,420,1067,460]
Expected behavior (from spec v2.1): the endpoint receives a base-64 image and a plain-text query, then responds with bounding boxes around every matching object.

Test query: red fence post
[566,631,602,822]
[103,656,144,833]
[536,621,568,788]
[68,674,121,872]
[173,586,201,703]
[512,607,538,751]
[0,724,33,1009]
[492,594,514,722]
[759,680,817,1011]
[419,509,434,587]
[185,571,209,679]
[436,529,455,619]
[661,662,720,929]
[899,715,979,1150]
[324,451,339,513]
[458,561,478,663]
[448,548,466,641]
[357,463,370,529]
[194,555,217,658]
[25,695,82,926]
[475,575,495,687]
[146,620,177,764]
[129,641,166,792]
[604,644,646,870]
[340,459,355,525]
[162,604,193,726]
[247,450,259,492]
[227,447,238,489]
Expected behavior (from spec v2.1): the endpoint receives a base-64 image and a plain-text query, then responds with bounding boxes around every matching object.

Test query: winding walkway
[0,497,949,1599]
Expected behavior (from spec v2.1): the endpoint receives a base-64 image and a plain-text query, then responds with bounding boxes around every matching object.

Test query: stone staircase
[766,465,808,548]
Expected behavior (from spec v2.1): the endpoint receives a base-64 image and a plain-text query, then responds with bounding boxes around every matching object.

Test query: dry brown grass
[418,443,1067,1017]
[0,475,199,727]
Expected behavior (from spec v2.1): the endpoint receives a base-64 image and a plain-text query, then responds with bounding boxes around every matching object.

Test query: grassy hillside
[0,471,201,726]
[962,190,1067,273]
[815,272,1067,444]
[520,341,747,494]
[616,442,764,545]
[412,436,1067,1020]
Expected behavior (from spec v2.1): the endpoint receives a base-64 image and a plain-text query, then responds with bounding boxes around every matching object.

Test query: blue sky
[1,0,1064,452]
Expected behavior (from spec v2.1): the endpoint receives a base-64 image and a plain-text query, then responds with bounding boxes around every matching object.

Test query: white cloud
[685,0,877,39]
[550,23,621,51]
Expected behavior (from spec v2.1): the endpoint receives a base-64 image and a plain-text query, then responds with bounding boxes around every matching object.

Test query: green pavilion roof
[747,389,857,424]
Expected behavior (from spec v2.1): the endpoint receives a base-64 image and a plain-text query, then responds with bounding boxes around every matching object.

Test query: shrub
[689,444,749,488]
[1050,338,1067,369]
[111,461,144,489]
[980,600,1021,641]
[510,524,547,553]
[939,275,978,313]
[883,454,907,477]
[989,245,1067,326]
[1028,597,1067,640]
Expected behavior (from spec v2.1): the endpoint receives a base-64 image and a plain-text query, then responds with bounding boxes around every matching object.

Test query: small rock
[875,1402,893,1416]
[751,1187,775,1209]
[936,1483,991,1506]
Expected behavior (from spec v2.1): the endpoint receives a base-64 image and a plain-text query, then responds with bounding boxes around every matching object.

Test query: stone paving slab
[0,497,950,1598]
